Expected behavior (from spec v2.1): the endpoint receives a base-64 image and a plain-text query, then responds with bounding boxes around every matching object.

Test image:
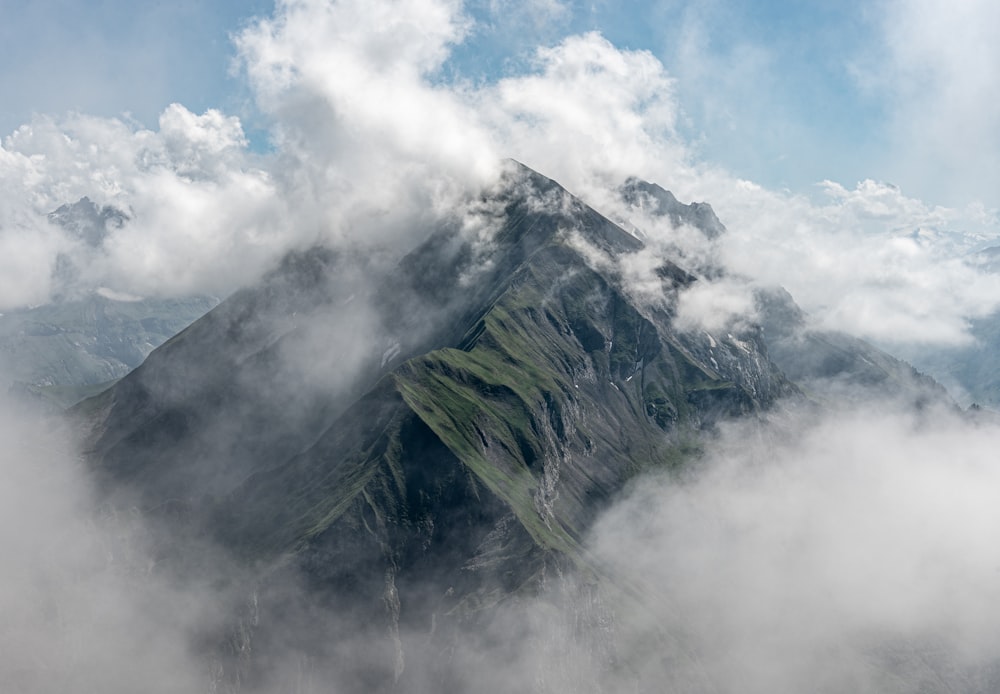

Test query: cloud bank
[588,402,1000,692]
[0,106,288,308]
[0,396,214,692]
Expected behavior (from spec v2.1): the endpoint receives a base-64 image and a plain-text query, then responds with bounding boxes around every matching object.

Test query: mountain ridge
[73,161,799,690]
[70,160,958,692]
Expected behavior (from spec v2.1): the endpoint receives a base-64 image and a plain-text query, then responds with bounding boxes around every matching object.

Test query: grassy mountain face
[76,163,801,690]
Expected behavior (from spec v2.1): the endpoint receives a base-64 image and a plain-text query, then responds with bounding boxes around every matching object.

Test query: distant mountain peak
[620,177,726,239]
[48,196,128,247]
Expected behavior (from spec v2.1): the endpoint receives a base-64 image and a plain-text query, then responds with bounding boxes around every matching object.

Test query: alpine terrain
[1,196,217,408]
[72,161,956,692]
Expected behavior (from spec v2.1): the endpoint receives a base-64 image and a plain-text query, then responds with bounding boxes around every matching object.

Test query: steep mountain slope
[76,162,798,691]
[620,177,726,239]
[754,286,951,408]
[613,178,952,410]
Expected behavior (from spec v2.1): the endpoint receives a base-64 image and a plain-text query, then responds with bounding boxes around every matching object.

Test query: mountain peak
[74,161,796,691]
[48,196,128,247]
[620,177,726,239]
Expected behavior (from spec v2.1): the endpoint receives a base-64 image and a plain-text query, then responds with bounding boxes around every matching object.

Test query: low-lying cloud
[0,395,216,693]
[588,400,1000,692]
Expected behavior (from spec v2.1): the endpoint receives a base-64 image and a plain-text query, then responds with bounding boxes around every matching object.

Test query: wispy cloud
[858,0,1000,205]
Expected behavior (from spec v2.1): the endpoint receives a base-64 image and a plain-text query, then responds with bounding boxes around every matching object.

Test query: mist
[585,400,1000,692]
[5,169,1000,693]
[0,394,218,693]
[4,0,1000,692]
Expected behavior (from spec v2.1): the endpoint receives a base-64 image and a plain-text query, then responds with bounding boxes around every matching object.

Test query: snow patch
[380,341,401,368]
[96,287,143,302]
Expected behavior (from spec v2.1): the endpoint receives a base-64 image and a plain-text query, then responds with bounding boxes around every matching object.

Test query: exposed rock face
[48,196,128,248]
[619,177,726,240]
[76,163,798,690]
[616,175,952,412]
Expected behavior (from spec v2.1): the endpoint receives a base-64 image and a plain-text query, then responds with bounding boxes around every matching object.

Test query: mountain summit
[76,162,812,690]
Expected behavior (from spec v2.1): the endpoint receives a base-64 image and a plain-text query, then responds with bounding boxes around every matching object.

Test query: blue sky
[448,0,888,196]
[0,0,967,202]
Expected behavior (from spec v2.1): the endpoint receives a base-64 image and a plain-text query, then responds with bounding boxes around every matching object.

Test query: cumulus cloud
[0,106,289,307]
[710,178,1000,345]
[489,32,690,206]
[234,0,499,207]
[3,0,999,352]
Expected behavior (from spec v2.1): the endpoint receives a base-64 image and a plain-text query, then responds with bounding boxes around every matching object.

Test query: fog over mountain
[2,0,1000,692]
[0,159,995,692]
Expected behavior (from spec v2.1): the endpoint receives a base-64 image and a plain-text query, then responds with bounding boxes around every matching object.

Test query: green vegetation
[77,163,794,635]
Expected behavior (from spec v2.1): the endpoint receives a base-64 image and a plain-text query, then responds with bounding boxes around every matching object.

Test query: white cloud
[489,32,690,203]
[0,396,214,691]
[674,275,757,334]
[156,104,248,179]
[2,0,998,352]
[590,403,1000,691]
[863,0,1000,205]
[0,106,290,307]
[711,178,1000,345]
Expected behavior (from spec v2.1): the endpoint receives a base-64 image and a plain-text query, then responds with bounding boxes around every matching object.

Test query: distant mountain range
[0,196,217,408]
[0,292,217,407]
[881,244,1000,409]
[68,162,959,692]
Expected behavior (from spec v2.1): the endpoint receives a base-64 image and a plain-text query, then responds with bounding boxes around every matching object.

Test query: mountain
[0,292,218,408]
[48,196,128,248]
[613,178,949,410]
[883,244,1000,409]
[0,195,219,408]
[71,161,963,692]
[75,162,802,691]
[619,177,726,240]
[754,286,951,408]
